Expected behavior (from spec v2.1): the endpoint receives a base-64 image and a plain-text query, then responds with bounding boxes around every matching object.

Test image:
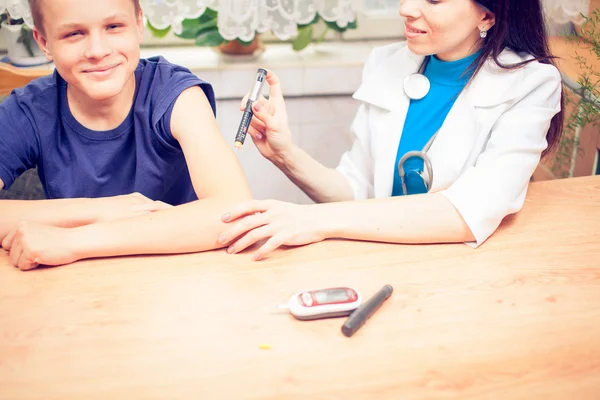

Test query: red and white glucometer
[283,287,362,320]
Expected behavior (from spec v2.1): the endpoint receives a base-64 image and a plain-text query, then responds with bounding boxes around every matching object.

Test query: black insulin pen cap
[341,284,393,337]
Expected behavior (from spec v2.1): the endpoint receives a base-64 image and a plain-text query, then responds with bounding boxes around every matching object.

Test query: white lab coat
[336,42,562,246]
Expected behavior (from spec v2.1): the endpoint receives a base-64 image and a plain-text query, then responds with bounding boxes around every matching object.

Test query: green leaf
[292,25,313,51]
[146,21,171,38]
[298,14,320,28]
[201,8,218,20]
[324,19,357,33]
[316,26,329,43]
[177,18,202,39]
[16,26,35,57]
[177,17,218,39]
[176,8,219,39]
[236,38,255,47]
[195,30,225,47]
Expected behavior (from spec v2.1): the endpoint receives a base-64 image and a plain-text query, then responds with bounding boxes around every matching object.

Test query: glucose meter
[281,287,362,320]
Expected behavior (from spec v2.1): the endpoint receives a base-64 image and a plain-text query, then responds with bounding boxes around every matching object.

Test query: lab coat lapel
[425,51,524,192]
[352,46,425,198]
[425,92,479,192]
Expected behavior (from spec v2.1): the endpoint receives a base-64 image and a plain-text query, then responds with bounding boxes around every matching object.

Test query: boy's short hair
[28,0,142,33]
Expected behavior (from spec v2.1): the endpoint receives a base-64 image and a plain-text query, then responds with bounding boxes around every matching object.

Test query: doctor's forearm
[275,145,354,203]
[320,193,475,244]
[69,196,247,259]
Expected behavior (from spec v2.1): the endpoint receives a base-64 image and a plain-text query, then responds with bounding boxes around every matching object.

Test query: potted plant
[543,8,600,179]
[146,8,358,55]
[0,8,47,66]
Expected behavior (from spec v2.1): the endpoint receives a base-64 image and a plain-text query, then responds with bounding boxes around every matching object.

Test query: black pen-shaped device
[234,68,268,149]
[341,284,393,337]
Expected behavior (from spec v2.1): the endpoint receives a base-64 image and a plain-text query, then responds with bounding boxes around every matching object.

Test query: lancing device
[234,68,268,149]
[341,284,393,337]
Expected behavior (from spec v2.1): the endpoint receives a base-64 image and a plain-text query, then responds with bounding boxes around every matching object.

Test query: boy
[0,0,252,270]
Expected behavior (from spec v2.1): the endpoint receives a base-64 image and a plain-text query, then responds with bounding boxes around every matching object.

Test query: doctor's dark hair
[472,0,564,157]
[28,0,142,34]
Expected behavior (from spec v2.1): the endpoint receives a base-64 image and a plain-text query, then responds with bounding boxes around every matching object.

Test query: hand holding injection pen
[234,68,268,149]
[232,69,296,165]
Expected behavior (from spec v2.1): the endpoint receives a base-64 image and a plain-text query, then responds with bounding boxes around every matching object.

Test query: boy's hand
[2,221,80,270]
[91,193,172,223]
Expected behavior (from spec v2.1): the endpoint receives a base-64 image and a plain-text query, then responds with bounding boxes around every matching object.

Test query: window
[141,6,405,47]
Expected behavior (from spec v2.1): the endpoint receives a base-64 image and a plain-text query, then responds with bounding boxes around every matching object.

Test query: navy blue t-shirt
[0,56,215,205]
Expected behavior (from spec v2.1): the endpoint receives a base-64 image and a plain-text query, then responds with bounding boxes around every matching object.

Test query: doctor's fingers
[251,101,283,133]
[222,199,277,223]
[254,235,285,261]
[249,113,267,134]
[227,225,274,255]
[239,94,273,112]
[239,92,251,110]
[247,125,268,141]
[221,212,271,244]
[264,69,287,110]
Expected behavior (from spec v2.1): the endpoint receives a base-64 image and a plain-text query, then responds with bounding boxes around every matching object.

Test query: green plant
[0,9,22,25]
[0,9,36,57]
[552,9,600,178]
[292,14,358,51]
[146,8,357,50]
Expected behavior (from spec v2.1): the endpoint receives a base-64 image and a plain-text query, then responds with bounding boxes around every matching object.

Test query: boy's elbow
[237,184,253,201]
[226,176,253,201]
[224,184,252,202]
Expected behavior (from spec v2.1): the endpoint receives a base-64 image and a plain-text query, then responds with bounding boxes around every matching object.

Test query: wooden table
[1,176,599,399]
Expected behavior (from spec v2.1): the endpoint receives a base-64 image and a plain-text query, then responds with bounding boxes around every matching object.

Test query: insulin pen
[341,284,393,337]
[234,68,268,149]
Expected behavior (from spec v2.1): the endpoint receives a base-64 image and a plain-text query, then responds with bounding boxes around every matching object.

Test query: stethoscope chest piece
[403,73,430,100]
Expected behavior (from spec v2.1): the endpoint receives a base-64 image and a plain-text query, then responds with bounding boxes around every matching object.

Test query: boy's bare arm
[0,175,171,242]
[0,177,94,239]
[0,197,94,240]
[1,86,252,269]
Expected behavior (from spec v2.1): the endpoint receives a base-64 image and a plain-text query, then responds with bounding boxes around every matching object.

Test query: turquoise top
[391,51,480,196]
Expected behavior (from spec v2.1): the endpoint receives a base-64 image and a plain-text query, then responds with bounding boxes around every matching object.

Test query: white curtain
[357,0,592,24]
[4,0,592,40]
[141,0,591,40]
[142,0,357,41]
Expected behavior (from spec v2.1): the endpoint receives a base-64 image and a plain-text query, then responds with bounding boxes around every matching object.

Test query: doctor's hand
[219,200,329,261]
[2,221,81,270]
[240,70,295,164]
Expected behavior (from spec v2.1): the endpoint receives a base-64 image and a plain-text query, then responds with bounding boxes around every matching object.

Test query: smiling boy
[0,0,251,270]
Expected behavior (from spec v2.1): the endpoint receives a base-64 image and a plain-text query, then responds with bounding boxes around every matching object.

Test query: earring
[480,29,487,39]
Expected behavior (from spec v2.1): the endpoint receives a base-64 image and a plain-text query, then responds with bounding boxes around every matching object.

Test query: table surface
[1,176,599,400]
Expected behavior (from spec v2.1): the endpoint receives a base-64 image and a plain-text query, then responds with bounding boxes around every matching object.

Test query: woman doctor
[219,0,564,260]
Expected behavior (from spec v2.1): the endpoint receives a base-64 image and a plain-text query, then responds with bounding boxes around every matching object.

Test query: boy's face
[33,0,144,101]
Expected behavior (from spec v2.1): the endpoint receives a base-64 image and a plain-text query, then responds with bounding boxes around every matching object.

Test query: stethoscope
[398,57,438,196]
